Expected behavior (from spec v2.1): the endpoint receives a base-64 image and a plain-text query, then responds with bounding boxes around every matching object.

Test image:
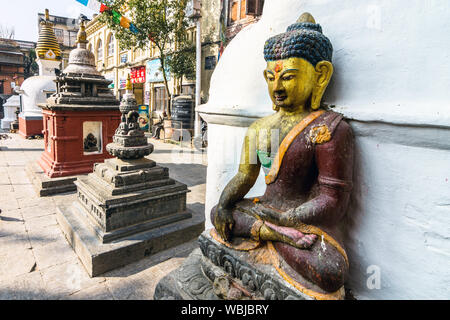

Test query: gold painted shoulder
[309,125,331,144]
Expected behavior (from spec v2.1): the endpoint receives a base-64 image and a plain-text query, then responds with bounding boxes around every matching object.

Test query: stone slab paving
[0,133,207,300]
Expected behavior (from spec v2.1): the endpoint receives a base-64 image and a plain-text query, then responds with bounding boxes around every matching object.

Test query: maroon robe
[212,110,354,293]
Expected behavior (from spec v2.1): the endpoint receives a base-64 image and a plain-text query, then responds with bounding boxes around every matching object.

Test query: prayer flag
[76,0,89,6]
[75,0,141,36]
[112,10,122,24]
[120,16,131,29]
[129,23,139,34]
[99,3,110,13]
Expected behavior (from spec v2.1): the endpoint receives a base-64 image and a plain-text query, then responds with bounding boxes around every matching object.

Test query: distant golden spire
[36,9,61,61]
[125,74,132,91]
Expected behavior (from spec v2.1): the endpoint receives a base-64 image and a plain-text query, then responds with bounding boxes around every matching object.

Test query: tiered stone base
[57,157,204,276]
[25,161,80,196]
[56,201,204,277]
[154,231,345,300]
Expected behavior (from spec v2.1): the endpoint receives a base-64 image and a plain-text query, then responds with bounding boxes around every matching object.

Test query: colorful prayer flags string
[75,0,139,34]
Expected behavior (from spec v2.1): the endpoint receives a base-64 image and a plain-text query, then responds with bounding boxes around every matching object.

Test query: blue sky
[0,0,95,41]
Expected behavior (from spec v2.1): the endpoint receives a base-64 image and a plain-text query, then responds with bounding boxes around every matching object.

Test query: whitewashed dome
[19,75,55,118]
[63,20,99,76]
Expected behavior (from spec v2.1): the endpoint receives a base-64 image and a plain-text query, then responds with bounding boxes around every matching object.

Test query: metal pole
[194,18,202,138]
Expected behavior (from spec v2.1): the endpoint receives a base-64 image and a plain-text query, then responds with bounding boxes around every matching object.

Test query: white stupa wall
[198,0,450,299]
[19,76,56,119]
[37,58,60,77]
[19,56,59,121]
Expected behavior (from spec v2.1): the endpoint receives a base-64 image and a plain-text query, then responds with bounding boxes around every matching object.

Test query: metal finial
[297,12,316,24]
[76,20,88,45]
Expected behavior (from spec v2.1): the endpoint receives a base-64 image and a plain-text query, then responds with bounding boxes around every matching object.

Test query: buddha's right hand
[214,206,235,242]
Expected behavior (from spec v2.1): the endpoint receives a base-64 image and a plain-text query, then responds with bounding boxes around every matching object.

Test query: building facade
[85,14,197,116]
[82,1,263,119]
[0,39,25,96]
[200,0,264,102]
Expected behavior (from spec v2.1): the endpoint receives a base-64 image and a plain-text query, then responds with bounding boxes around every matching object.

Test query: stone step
[56,200,205,277]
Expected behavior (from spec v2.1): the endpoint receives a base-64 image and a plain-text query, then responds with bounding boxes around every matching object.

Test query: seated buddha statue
[211,13,354,297]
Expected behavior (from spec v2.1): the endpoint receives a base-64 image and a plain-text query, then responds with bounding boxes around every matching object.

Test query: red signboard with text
[130,66,146,84]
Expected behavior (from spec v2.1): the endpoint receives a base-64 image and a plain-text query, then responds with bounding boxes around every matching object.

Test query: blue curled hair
[263,21,333,66]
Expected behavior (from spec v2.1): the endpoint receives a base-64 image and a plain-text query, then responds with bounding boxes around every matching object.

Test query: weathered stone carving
[105,80,153,159]
[83,133,98,152]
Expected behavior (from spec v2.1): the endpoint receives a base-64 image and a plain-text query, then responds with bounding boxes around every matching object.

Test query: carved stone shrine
[56,75,204,277]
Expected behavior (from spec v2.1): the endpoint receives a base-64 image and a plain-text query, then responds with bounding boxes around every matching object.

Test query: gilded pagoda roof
[36,9,62,61]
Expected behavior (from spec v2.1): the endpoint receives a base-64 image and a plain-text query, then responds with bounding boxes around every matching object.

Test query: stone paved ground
[0,133,207,300]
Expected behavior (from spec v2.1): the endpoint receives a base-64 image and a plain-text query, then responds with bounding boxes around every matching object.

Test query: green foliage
[24,49,38,79]
[166,42,196,81]
[99,0,193,116]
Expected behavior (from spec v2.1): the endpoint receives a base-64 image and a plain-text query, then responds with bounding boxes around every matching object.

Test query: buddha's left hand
[257,206,305,228]
[256,206,287,225]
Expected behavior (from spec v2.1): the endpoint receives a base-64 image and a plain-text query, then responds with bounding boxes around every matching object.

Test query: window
[107,34,115,57]
[54,17,67,25]
[246,0,264,16]
[97,39,103,61]
[154,86,169,112]
[54,28,64,43]
[228,0,264,24]
[68,31,78,47]
[229,0,241,23]
[120,53,128,64]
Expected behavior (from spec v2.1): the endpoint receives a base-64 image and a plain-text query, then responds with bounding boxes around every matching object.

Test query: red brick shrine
[37,21,120,178]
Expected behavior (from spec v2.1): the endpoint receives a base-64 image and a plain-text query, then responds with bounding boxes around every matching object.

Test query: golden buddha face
[264,57,333,111]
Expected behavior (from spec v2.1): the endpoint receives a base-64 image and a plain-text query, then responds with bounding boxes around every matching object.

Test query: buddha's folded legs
[274,241,347,292]
[210,202,347,293]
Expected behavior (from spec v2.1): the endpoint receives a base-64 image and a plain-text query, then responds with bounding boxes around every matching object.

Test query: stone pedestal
[25,161,81,196]
[57,157,204,276]
[154,230,344,300]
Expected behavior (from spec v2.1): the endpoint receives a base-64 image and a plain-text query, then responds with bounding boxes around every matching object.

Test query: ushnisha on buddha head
[263,13,333,112]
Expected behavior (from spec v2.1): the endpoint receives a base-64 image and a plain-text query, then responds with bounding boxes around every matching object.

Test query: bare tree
[0,25,15,39]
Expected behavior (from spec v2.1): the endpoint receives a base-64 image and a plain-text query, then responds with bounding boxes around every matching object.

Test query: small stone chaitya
[56,76,204,277]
